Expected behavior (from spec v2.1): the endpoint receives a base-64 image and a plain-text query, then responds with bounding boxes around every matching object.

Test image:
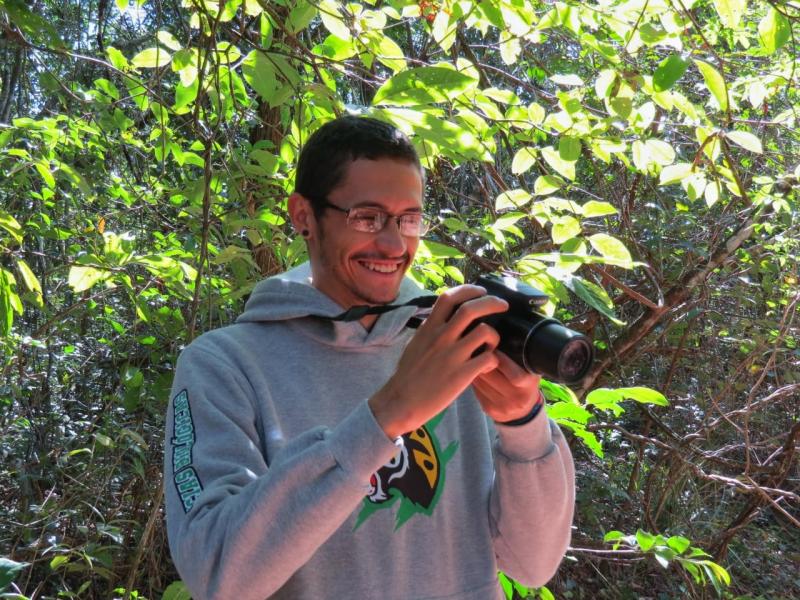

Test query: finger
[424,285,487,327]
[461,348,500,379]
[493,351,541,389]
[455,322,500,362]
[445,295,508,338]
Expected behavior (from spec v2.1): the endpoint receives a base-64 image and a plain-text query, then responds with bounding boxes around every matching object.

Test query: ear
[287,193,316,239]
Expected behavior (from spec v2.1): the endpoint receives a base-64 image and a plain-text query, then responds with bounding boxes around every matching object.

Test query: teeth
[362,261,398,273]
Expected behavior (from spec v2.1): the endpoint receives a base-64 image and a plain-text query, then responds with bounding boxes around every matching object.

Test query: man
[164,116,575,599]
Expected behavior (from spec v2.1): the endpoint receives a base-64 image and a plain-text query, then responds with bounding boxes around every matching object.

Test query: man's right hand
[368,285,509,439]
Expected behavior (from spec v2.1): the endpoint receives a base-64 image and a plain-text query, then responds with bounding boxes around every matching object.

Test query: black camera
[475,275,594,384]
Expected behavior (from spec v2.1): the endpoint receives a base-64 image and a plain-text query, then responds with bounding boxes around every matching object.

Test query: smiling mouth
[358,259,404,274]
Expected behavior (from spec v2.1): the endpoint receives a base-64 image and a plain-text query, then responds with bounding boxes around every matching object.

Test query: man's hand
[473,351,542,423]
[369,285,508,438]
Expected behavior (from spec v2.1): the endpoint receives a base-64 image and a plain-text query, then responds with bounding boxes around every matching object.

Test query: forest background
[0,0,798,598]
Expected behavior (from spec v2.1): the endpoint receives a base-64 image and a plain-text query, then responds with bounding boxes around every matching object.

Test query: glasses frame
[315,198,431,237]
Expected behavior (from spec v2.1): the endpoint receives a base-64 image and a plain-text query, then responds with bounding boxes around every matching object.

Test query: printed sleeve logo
[355,411,458,530]
[171,390,203,513]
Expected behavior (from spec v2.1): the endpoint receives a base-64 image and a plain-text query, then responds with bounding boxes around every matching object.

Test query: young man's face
[304,157,425,308]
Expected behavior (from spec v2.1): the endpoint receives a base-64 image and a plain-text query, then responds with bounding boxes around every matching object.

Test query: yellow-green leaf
[0,210,23,244]
[694,60,728,112]
[726,130,762,154]
[551,216,581,244]
[542,146,576,180]
[318,0,351,40]
[131,47,172,69]
[16,259,43,307]
[758,8,790,54]
[68,266,110,292]
[660,162,693,185]
[511,147,537,174]
[157,30,182,51]
[712,0,746,29]
[589,233,633,268]
[495,189,532,210]
[534,175,563,196]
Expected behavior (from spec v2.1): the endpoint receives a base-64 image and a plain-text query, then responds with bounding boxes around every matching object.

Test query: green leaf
[551,216,580,244]
[546,401,592,425]
[286,0,317,33]
[495,189,532,210]
[603,530,625,542]
[131,47,172,68]
[314,34,357,61]
[559,136,581,161]
[417,240,464,259]
[242,50,276,102]
[68,266,111,292]
[667,536,692,554]
[588,233,633,268]
[534,175,563,196]
[660,162,693,185]
[726,130,763,154]
[758,8,791,54]
[712,0,746,29]
[363,31,406,73]
[581,201,617,217]
[373,67,476,106]
[693,60,728,112]
[542,146,576,180]
[550,73,583,86]
[636,529,657,552]
[106,46,129,70]
[162,580,192,600]
[15,259,43,307]
[565,276,623,325]
[653,54,688,92]
[617,386,669,406]
[0,210,23,244]
[0,557,29,589]
[157,30,182,51]
[511,147,537,174]
[318,0,350,40]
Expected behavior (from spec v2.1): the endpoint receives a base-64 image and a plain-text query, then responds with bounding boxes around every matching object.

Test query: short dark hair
[294,116,422,216]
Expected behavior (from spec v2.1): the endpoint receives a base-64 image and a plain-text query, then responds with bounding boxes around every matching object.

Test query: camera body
[476,275,593,384]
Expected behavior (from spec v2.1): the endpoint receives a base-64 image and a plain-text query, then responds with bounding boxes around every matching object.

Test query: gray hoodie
[164,263,575,600]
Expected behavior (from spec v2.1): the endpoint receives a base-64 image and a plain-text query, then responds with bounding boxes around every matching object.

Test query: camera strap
[328,295,436,328]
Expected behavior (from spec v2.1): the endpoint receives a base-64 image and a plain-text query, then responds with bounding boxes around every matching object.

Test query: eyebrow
[350,201,423,213]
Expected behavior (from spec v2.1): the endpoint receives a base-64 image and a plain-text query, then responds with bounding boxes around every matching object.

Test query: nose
[374,216,408,255]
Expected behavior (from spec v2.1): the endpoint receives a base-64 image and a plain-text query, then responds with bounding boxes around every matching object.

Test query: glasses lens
[347,208,384,233]
[399,214,430,237]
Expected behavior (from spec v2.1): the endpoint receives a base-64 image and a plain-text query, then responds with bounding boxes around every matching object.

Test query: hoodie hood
[236,262,433,348]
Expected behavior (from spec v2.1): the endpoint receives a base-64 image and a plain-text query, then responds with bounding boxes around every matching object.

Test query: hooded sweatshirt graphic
[164,263,575,600]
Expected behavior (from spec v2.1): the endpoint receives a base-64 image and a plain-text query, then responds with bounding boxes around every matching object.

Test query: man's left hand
[473,351,542,423]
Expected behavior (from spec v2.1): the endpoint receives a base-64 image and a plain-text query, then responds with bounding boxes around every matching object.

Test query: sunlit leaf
[131,47,172,68]
[712,0,746,29]
[726,130,763,154]
[511,147,537,174]
[495,189,532,210]
[542,146,576,180]
[758,8,790,54]
[694,60,728,111]
[589,233,633,268]
[653,54,688,92]
[373,67,477,106]
[551,215,581,244]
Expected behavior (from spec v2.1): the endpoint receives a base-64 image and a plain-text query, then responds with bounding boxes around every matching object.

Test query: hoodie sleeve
[164,343,399,600]
[489,407,576,587]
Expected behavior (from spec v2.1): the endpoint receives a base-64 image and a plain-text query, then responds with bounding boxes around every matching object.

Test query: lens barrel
[486,312,594,384]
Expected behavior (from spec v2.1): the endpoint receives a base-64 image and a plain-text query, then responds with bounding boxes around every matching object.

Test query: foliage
[0,0,798,598]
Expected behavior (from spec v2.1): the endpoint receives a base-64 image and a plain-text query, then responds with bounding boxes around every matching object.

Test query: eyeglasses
[318,199,431,237]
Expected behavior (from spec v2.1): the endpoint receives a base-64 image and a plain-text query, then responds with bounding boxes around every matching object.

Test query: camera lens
[556,338,593,383]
